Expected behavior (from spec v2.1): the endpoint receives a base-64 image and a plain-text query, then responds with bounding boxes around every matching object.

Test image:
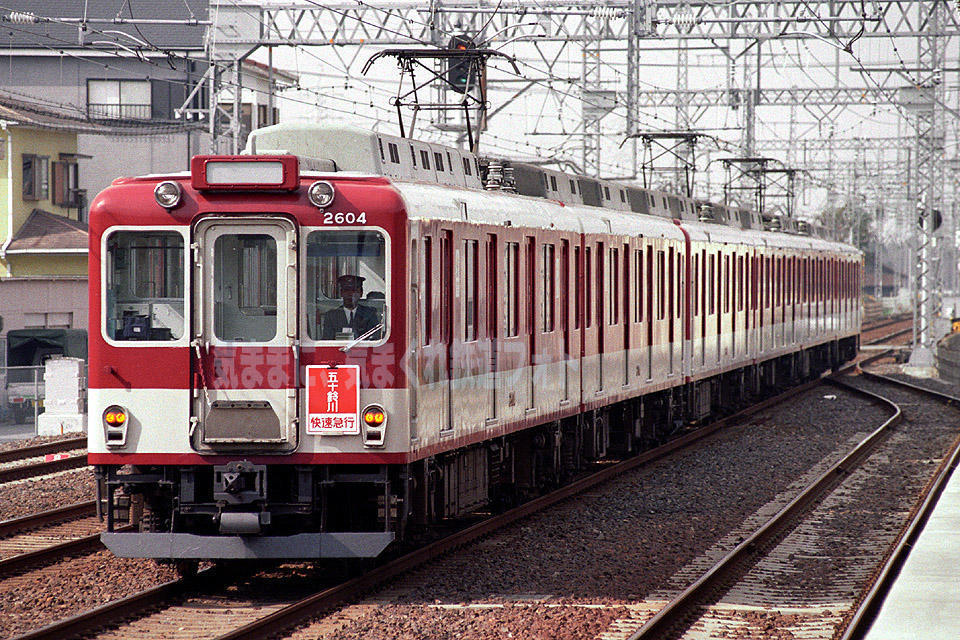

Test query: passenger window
[105,231,185,341]
[388,143,400,164]
[542,244,555,332]
[462,157,472,176]
[604,186,611,200]
[505,242,519,337]
[420,150,431,170]
[410,145,417,168]
[464,240,478,341]
[550,175,558,191]
[434,152,445,172]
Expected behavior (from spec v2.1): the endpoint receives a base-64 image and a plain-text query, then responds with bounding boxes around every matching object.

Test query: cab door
[190,217,298,452]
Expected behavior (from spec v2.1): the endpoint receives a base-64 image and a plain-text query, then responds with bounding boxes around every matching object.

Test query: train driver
[321,274,381,340]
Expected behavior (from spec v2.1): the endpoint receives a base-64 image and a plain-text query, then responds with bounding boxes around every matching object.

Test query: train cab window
[105,231,185,342]
[306,230,387,342]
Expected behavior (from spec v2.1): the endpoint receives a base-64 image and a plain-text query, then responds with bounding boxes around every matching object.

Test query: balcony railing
[87,103,152,120]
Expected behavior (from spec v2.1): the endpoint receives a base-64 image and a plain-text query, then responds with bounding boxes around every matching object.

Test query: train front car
[88,155,409,560]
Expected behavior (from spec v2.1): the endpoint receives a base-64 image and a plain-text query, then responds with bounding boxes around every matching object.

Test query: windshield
[306,230,387,342]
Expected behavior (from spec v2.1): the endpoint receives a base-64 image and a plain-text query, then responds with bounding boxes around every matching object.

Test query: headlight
[103,405,129,447]
[361,404,387,447]
[307,180,335,208]
[363,406,386,427]
[104,406,127,425]
[154,181,183,209]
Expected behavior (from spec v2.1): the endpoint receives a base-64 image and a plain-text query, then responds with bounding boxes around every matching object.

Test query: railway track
[623,363,960,640]
[10,374,846,640]
[0,437,86,465]
[0,454,88,484]
[0,502,103,577]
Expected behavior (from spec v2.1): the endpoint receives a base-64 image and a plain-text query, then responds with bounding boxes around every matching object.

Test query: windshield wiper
[339,322,384,353]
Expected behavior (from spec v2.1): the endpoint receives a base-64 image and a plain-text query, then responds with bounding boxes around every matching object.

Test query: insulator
[671,11,697,30]
[5,11,40,24]
[589,7,626,19]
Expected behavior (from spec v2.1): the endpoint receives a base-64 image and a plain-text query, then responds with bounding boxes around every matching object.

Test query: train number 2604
[323,211,367,225]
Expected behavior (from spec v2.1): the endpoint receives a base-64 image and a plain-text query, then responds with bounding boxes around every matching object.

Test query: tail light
[103,405,129,447]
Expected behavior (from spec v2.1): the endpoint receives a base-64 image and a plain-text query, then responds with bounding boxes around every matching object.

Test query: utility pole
[906,0,947,376]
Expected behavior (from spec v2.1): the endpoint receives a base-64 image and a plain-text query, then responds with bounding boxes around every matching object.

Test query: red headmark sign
[306,365,360,435]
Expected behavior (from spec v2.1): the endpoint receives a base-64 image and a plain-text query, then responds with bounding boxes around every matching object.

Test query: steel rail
[8,571,205,640]
[0,531,113,578]
[210,376,837,640]
[0,501,96,537]
[0,455,87,483]
[839,370,960,640]
[624,374,901,640]
[0,437,86,464]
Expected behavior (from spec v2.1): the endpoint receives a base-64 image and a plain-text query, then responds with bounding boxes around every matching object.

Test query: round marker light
[154,181,182,209]
[307,180,335,208]
[362,405,386,427]
[103,405,127,426]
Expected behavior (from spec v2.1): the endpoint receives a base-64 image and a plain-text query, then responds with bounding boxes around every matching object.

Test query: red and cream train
[88,123,861,560]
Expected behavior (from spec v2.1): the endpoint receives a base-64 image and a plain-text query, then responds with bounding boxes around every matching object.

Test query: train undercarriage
[98,336,858,560]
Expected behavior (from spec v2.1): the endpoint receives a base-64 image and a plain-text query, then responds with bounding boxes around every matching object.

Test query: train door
[190,217,298,451]
[596,242,605,391]
[646,247,654,380]
[440,230,454,433]
[623,242,630,386]
[668,246,676,375]
[486,234,498,419]
[526,236,537,408]
[561,239,571,401]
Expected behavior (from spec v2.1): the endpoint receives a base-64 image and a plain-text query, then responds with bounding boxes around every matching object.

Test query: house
[0,97,96,340]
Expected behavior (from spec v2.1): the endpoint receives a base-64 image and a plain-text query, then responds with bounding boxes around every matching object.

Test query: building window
[22,154,49,201]
[87,79,151,119]
[52,158,81,208]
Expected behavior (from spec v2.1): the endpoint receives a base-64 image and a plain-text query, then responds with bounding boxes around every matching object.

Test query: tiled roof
[0,93,201,135]
[0,1,207,50]
[7,209,88,252]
